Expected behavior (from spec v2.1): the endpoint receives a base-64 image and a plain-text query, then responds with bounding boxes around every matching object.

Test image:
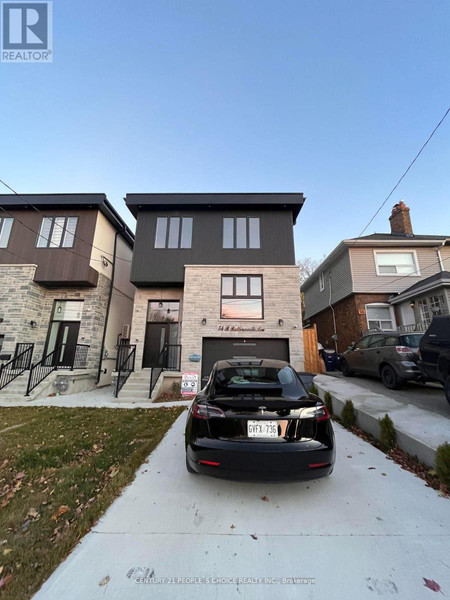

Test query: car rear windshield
[213,366,308,399]
[399,334,423,347]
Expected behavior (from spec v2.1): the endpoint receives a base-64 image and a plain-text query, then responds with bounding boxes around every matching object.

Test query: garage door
[201,338,289,378]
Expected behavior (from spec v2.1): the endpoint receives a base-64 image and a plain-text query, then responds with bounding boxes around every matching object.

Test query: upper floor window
[374,251,419,276]
[319,272,325,292]
[221,275,263,319]
[155,217,193,249]
[223,217,260,249]
[0,217,13,248]
[36,217,78,248]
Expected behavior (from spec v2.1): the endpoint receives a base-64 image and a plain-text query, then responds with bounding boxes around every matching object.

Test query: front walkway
[33,414,449,599]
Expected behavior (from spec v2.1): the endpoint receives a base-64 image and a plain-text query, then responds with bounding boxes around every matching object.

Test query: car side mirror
[348,343,355,351]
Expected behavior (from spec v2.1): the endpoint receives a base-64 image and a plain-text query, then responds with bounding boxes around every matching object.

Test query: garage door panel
[201,338,289,378]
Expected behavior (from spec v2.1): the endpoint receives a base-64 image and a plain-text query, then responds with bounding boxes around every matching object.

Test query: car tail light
[309,462,330,469]
[198,460,220,467]
[300,405,330,421]
[192,404,225,420]
[418,348,422,360]
[395,346,413,355]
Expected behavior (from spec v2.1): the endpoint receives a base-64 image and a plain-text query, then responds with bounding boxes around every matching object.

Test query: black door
[201,338,290,379]
[52,322,80,367]
[143,323,171,368]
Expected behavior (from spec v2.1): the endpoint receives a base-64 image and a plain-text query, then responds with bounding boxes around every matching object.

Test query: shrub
[341,400,355,428]
[379,414,396,451]
[309,383,318,396]
[170,381,182,396]
[436,443,450,488]
[324,391,333,416]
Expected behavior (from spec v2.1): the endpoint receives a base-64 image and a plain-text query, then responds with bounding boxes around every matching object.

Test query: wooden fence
[303,325,325,374]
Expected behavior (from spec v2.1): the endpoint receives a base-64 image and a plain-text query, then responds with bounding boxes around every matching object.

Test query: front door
[47,322,80,367]
[143,323,171,368]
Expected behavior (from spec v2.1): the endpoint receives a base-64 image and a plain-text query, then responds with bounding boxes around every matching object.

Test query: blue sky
[0,0,449,261]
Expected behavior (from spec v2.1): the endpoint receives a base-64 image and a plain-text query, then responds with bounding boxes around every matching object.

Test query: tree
[297,257,321,285]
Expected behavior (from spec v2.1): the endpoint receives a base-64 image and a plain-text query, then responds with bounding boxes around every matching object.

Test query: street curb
[314,375,450,468]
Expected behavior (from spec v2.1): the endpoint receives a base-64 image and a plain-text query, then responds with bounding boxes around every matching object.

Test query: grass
[0,405,184,599]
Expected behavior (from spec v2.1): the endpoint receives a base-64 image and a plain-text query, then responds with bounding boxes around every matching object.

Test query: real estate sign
[181,372,199,395]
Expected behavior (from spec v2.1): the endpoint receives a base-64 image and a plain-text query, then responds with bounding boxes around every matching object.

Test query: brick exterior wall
[0,264,110,371]
[181,265,304,373]
[308,293,390,352]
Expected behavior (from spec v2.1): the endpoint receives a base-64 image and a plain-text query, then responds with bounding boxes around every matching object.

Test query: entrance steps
[117,369,182,402]
[0,369,97,402]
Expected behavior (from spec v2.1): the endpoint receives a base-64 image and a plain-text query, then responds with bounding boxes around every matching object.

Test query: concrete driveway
[34,412,449,600]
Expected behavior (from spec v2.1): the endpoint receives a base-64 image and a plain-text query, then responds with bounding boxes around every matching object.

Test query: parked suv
[340,331,423,389]
[417,316,450,405]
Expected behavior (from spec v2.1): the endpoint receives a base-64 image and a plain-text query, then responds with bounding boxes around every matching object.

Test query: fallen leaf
[28,508,39,519]
[0,566,3,575]
[423,578,441,592]
[109,467,119,478]
[51,505,69,521]
[250,534,258,540]
[0,574,12,588]
[14,472,25,480]
[99,575,110,587]
[2,549,12,556]
[261,496,269,502]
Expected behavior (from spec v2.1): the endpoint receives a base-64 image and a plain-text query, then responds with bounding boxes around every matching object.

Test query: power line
[0,179,133,263]
[352,106,450,243]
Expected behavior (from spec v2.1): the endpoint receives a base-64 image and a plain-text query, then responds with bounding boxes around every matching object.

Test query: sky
[0,0,449,262]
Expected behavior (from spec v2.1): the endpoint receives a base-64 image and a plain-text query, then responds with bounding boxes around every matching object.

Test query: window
[366,304,395,331]
[319,272,325,292]
[221,275,263,319]
[36,217,78,248]
[213,366,307,400]
[0,217,13,248]
[222,217,260,249]
[147,301,180,323]
[418,298,431,326]
[154,217,193,249]
[355,336,371,349]
[374,251,418,276]
[367,334,385,348]
[0,334,4,353]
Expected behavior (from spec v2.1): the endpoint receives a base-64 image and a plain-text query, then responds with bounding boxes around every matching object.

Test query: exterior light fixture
[278,319,284,326]
[30,320,37,328]
[409,301,415,309]
[57,305,62,313]
[201,318,207,325]
[158,301,163,309]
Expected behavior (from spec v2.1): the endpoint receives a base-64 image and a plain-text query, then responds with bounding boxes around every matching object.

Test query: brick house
[0,194,135,398]
[301,202,450,352]
[116,193,305,399]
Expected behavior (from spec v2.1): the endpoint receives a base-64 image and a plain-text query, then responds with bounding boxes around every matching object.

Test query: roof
[357,233,449,241]
[390,270,450,304]
[125,193,305,223]
[0,193,134,247]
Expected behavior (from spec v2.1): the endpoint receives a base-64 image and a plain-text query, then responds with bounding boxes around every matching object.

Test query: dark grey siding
[131,209,296,286]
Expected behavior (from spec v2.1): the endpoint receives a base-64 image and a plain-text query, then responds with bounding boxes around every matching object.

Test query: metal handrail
[0,344,34,391]
[149,344,182,398]
[114,344,136,398]
[26,345,61,396]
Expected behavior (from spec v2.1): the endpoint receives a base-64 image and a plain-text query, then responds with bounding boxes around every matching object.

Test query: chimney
[389,201,413,236]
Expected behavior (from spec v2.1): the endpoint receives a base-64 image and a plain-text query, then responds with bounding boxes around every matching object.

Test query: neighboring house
[0,194,135,398]
[301,201,450,352]
[120,193,305,397]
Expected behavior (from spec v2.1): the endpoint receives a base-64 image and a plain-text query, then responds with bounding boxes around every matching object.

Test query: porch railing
[362,322,429,336]
[26,343,90,396]
[114,344,136,398]
[0,343,34,391]
[149,344,182,398]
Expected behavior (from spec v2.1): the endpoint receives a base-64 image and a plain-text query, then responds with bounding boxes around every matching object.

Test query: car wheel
[381,365,403,390]
[186,455,197,474]
[341,359,353,377]
[445,376,450,406]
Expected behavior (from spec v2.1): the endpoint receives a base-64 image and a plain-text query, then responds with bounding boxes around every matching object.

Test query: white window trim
[319,272,325,292]
[373,249,421,277]
[365,302,397,331]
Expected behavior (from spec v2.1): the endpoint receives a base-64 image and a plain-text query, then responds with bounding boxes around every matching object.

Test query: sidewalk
[314,374,450,467]
[0,385,192,410]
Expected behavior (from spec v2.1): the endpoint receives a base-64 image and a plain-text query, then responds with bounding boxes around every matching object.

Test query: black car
[340,331,423,389]
[418,316,450,405]
[185,359,335,481]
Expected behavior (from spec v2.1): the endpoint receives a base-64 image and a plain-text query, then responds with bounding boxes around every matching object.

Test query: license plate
[247,420,278,438]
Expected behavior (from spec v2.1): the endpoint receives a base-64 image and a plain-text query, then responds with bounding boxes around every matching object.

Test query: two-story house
[0,194,135,398]
[302,201,450,352]
[119,193,305,397]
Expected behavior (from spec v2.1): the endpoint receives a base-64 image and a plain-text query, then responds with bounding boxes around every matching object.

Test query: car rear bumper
[396,360,423,380]
[186,436,335,482]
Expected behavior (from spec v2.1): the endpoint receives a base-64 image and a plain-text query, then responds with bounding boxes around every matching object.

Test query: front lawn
[0,405,184,599]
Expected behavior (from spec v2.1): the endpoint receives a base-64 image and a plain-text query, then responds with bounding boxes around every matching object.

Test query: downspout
[436,242,446,272]
[96,231,119,384]
[328,273,338,353]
